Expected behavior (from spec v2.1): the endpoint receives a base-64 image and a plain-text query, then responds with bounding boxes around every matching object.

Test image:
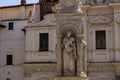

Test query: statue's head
[67,31,72,37]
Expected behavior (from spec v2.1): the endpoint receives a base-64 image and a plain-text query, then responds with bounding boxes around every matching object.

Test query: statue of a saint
[28,10,34,23]
[62,31,77,72]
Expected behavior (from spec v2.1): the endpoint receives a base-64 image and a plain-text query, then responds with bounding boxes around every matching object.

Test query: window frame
[39,33,49,51]
[8,22,14,30]
[6,55,13,65]
[95,30,106,50]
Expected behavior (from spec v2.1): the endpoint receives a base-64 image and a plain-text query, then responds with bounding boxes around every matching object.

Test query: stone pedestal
[54,76,89,80]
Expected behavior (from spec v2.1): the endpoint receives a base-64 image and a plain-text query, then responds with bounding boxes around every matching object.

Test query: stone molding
[91,76,112,80]
[22,64,57,77]
[87,49,117,53]
[54,77,89,80]
[23,63,56,71]
[25,26,56,30]
[116,18,120,24]
[112,63,120,67]
[88,15,112,24]
[87,63,115,71]
[37,77,50,80]
[55,13,84,20]
[109,3,120,9]
[88,0,111,5]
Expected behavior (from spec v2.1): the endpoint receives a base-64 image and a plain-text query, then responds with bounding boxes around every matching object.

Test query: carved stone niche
[56,23,87,77]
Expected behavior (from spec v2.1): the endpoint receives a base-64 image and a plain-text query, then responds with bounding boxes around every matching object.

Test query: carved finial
[80,71,87,78]
[21,0,26,5]
[77,0,83,13]
[52,3,61,14]
[28,10,34,23]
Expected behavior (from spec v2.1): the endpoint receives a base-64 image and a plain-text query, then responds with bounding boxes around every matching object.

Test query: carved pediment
[89,15,111,24]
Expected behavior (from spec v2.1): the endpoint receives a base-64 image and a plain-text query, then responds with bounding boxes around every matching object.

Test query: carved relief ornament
[116,18,120,24]
[88,15,112,24]
[87,63,115,71]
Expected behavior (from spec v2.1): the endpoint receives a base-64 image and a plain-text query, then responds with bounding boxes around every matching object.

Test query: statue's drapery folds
[62,31,77,73]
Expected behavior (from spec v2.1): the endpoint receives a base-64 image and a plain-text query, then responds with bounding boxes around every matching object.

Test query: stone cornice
[24,26,56,31]
[112,62,120,67]
[22,63,57,77]
[109,3,120,9]
[55,13,84,20]
[87,49,120,53]
[22,63,57,71]
[87,63,115,71]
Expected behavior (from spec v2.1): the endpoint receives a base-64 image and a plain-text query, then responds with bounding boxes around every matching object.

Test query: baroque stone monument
[53,0,89,79]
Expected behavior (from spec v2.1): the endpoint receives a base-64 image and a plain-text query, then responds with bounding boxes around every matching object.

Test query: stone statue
[62,31,77,72]
[28,10,34,23]
[77,0,83,13]
[52,0,83,13]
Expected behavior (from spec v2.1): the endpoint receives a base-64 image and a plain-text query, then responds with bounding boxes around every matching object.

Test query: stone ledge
[54,77,89,80]
[22,63,57,71]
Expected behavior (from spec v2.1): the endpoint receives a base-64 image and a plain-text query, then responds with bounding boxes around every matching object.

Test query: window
[7,78,10,80]
[8,22,14,30]
[96,30,106,49]
[6,55,13,65]
[39,33,49,51]
[46,0,50,2]
[116,76,120,80]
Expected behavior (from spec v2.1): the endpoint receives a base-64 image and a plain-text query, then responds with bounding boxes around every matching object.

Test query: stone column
[56,34,62,75]
[110,3,120,61]
[82,5,89,72]
[76,34,82,75]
